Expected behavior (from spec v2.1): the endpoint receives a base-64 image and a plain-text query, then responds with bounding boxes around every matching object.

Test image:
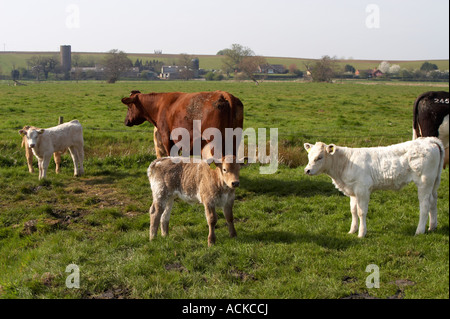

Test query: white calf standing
[19,120,84,180]
[304,137,444,237]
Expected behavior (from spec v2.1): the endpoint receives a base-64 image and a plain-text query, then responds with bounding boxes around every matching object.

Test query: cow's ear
[121,95,137,105]
[304,143,313,153]
[38,129,45,134]
[19,129,26,136]
[130,90,141,95]
[326,144,336,155]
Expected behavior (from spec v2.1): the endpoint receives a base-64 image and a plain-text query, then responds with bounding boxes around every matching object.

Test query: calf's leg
[349,196,358,234]
[149,200,166,241]
[39,155,51,180]
[356,192,370,238]
[160,198,174,237]
[223,203,237,238]
[53,152,62,174]
[25,145,34,173]
[204,204,218,246]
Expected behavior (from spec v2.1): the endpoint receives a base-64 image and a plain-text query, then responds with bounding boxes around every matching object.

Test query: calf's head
[121,90,146,127]
[303,142,336,175]
[19,127,44,148]
[212,155,248,189]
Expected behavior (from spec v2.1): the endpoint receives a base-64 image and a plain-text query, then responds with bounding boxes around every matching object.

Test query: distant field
[1,51,448,73]
[0,81,448,299]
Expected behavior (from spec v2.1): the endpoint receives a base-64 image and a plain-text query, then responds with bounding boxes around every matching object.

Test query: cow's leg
[349,196,358,234]
[355,192,370,238]
[40,155,51,180]
[444,147,449,169]
[416,190,432,235]
[25,145,34,173]
[160,197,174,237]
[204,204,218,246]
[53,152,62,174]
[149,199,165,241]
[76,145,85,175]
[153,127,167,158]
[68,146,82,176]
[223,202,237,238]
[428,189,438,232]
[415,173,437,235]
[37,158,44,179]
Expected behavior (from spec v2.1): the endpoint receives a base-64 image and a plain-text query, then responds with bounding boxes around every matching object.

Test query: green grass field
[0,81,448,299]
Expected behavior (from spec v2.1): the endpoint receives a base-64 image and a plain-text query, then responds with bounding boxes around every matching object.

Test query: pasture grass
[0,81,448,299]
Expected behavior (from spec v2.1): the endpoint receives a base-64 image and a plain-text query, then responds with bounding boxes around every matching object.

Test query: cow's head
[210,155,248,189]
[121,90,146,127]
[303,142,336,175]
[19,127,45,148]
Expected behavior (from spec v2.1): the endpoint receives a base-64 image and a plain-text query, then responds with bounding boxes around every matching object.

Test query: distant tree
[344,64,356,73]
[378,61,391,73]
[239,55,267,84]
[11,69,20,81]
[221,44,255,76]
[310,56,338,82]
[288,63,298,74]
[388,64,401,74]
[216,49,230,55]
[420,61,438,72]
[27,55,59,80]
[177,53,194,80]
[102,49,132,83]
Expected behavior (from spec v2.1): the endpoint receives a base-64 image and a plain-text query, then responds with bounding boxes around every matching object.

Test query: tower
[60,45,72,72]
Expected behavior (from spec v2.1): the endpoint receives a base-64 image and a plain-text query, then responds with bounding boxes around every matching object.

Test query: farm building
[355,68,384,78]
[160,66,180,79]
[258,64,287,74]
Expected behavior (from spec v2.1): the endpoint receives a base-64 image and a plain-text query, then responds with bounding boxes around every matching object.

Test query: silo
[60,45,72,72]
[191,58,199,70]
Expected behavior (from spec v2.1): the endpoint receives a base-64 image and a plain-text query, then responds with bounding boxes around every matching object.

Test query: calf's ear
[326,144,336,155]
[38,129,45,134]
[304,143,313,153]
[18,129,26,136]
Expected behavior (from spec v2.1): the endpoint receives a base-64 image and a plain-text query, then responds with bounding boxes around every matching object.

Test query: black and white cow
[412,91,449,168]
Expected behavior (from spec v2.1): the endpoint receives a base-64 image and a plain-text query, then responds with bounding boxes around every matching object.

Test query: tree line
[3,45,448,83]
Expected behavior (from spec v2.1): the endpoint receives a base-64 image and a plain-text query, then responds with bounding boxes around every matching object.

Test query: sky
[0,0,448,60]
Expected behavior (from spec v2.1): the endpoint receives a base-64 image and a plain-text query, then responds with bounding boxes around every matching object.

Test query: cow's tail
[430,138,445,194]
[412,94,423,140]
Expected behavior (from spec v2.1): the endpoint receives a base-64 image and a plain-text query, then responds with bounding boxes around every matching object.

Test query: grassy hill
[0,51,448,74]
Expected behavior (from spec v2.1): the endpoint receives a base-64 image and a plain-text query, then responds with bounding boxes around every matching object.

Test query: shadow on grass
[79,170,146,186]
[239,175,340,198]
[238,230,357,250]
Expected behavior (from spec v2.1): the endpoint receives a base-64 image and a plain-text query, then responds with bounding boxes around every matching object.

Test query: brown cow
[20,125,62,174]
[121,90,244,159]
[147,155,247,246]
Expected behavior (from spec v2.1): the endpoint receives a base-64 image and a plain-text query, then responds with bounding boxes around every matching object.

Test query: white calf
[19,120,84,180]
[304,137,444,237]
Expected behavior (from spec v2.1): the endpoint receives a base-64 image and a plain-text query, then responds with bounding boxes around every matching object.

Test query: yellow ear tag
[306,148,311,153]
[209,162,217,170]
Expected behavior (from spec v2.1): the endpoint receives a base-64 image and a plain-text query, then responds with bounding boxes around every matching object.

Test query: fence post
[58,116,64,125]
